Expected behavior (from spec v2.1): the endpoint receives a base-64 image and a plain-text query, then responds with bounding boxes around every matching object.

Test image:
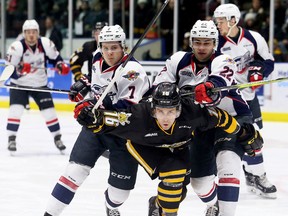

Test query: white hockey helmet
[98,25,126,48]
[22,19,40,34]
[214,3,241,25]
[190,20,219,49]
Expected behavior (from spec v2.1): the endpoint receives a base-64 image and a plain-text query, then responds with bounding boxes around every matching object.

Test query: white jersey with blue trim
[217,27,275,101]
[5,37,60,87]
[153,51,251,117]
[91,52,150,105]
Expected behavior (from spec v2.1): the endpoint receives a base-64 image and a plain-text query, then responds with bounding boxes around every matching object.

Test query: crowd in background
[3,0,288,61]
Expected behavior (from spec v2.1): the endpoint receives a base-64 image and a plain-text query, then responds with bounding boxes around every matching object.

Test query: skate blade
[255,189,277,199]
[246,185,256,193]
[59,149,66,155]
[9,151,16,156]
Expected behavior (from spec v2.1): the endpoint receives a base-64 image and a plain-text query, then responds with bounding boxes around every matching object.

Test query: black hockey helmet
[94,21,108,30]
[151,82,182,117]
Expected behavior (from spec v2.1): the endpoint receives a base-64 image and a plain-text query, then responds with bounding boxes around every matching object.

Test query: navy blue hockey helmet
[151,82,182,117]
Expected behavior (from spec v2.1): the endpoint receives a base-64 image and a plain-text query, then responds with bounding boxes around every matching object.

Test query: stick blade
[0,65,15,84]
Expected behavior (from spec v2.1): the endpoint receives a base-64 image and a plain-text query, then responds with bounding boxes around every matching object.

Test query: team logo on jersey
[222,47,231,51]
[223,57,236,64]
[118,112,132,126]
[123,70,139,81]
[91,84,107,95]
[179,125,192,129]
[144,133,158,137]
[180,70,193,77]
[11,45,16,51]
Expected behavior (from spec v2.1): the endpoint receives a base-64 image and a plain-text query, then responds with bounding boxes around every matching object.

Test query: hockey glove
[248,60,265,90]
[237,123,263,157]
[69,75,91,102]
[16,62,31,75]
[56,61,70,75]
[74,97,97,119]
[194,82,221,106]
[77,106,104,129]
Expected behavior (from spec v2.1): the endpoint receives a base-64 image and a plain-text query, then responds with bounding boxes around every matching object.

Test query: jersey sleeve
[250,31,275,77]
[115,61,150,106]
[41,37,62,62]
[153,51,186,86]
[209,54,237,87]
[201,106,240,134]
[5,41,23,66]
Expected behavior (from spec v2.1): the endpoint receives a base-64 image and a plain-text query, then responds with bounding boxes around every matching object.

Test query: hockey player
[150,20,254,216]
[69,21,108,82]
[214,3,277,199]
[75,82,263,216]
[44,25,150,216]
[5,19,70,153]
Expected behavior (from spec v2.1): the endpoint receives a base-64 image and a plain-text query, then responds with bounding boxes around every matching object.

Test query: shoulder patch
[123,70,140,81]
[118,112,132,125]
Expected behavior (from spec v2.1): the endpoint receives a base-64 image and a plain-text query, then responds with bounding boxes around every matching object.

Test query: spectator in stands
[160,0,174,57]
[180,32,192,52]
[44,16,63,52]
[74,0,96,37]
[243,12,259,31]
[134,0,155,38]
[246,0,268,31]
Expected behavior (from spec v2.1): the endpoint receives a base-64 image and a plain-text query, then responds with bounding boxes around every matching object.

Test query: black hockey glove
[69,75,91,102]
[73,97,104,127]
[77,106,104,129]
[237,123,263,157]
[74,97,96,119]
[248,60,265,90]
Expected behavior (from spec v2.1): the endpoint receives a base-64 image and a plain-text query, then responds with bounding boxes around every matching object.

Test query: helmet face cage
[213,3,241,25]
[151,82,182,118]
[189,20,219,49]
[98,25,126,49]
[22,19,39,35]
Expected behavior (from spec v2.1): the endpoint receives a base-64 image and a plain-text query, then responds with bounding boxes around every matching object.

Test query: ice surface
[0,108,287,216]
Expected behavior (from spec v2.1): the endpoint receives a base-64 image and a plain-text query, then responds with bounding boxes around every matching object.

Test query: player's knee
[41,107,58,120]
[105,185,131,208]
[216,150,241,178]
[8,104,25,118]
[191,175,216,195]
[62,162,91,186]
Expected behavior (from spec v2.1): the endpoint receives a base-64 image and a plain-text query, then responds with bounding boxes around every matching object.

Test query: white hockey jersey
[217,27,274,101]
[5,37,62,87]
[91,52,150,107]
[153,51,251,117]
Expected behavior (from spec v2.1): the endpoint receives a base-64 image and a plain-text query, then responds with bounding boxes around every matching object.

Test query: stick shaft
[181,77,288,96]
[0,63,58,71]
[93,0,170,111]
[1,84,70,94]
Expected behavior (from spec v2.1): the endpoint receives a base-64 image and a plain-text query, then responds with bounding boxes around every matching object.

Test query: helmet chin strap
[226,21,237,37]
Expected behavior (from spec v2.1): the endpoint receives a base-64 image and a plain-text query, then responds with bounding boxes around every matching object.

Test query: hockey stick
[1,84,70,94]
[0,65,15,85]
[0,63,58,71]
[180,77,288,96]
[0,65,70,94]
[92,0,170,112]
